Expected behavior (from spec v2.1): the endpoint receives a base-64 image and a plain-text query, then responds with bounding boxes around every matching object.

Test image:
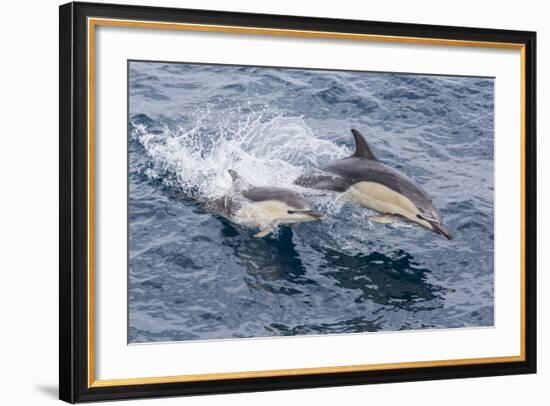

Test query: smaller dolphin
[207,169,324,237]
[294,129,452,240]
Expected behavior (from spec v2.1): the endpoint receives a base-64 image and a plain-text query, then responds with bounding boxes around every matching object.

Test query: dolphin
[207,169,324,238]
[294,129,452,240]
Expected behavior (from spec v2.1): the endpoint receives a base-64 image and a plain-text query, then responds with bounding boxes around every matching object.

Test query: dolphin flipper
[254,221,279,238]
[254,228,273,238]
[368,214,400,224]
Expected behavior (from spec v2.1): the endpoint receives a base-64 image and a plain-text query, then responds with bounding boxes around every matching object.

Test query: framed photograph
[59,1,536,403]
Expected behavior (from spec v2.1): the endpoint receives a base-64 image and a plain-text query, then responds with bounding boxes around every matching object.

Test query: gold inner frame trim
[87,17,527,388]
[90,355,524,388]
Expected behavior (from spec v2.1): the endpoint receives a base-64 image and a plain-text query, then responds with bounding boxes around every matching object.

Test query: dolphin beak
[430,222,453,240]
[308,211,325,220]
[302,210,325,220]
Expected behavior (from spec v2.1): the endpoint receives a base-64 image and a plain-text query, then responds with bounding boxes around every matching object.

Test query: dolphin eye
[287,210,294,214]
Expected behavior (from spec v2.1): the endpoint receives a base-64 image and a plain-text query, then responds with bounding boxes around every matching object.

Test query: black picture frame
[59,1,537,403]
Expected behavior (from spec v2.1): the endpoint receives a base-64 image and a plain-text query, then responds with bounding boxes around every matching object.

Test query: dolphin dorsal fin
[228,169,240,182]
[227,169,249,191]
[351,129,376,160]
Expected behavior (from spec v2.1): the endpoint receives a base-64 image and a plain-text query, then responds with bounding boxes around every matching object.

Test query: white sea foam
[131,110,350,213]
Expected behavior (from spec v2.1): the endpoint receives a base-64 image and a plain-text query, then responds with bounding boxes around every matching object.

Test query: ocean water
[128,61,494,343]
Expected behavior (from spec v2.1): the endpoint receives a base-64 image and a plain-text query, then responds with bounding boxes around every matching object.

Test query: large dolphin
[294,129,452,240]
[207,169,324,237]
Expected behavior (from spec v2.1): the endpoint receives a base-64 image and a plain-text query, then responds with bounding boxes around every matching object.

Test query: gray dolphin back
[243,187,310,210]
[294,172,351,192]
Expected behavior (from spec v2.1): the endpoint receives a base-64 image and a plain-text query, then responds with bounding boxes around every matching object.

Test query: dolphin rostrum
[207,169,324,237]
[294,129,452,240]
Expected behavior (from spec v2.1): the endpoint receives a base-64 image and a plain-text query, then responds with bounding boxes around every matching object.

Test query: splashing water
[131,108,352,218]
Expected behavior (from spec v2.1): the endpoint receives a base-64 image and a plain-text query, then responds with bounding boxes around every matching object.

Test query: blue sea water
[128,61,494,343]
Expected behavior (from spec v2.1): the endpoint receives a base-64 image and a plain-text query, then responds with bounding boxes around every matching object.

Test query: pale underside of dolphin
[294,129,452,240]
[207,169,323,237]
